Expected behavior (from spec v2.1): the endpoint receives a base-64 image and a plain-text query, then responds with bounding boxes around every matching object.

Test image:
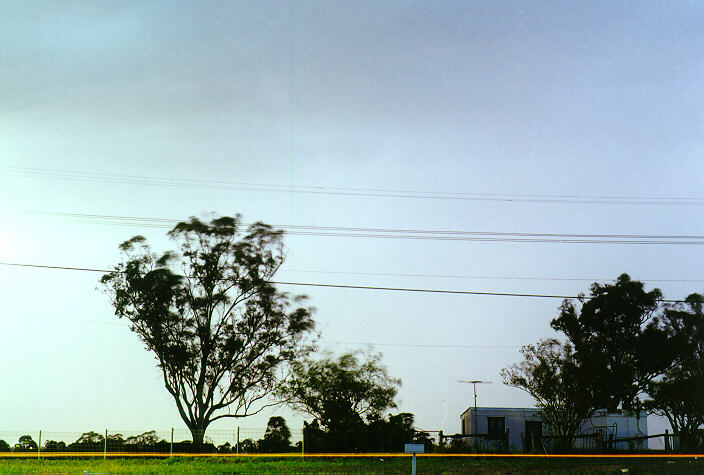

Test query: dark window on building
[461,418,466,435]
[487,417,505,440]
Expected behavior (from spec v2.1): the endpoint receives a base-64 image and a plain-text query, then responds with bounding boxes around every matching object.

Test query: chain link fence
[524,432,682,453]
[0,428,694,456]
[0,428,304,456]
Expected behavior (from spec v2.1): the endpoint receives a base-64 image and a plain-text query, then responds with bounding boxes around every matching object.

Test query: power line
[272,281,580,298]
[19,210,704,245]
[325,341,519,350]
[11,208,704,280]
[4,252,701,285]
[0,304,513,350]
[0,261,689,303]
[281,269,704,284]
[4,166,704,205]
[0,262,111,272]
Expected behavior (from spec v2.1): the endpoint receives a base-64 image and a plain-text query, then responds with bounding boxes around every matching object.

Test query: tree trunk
[189,423,207,451]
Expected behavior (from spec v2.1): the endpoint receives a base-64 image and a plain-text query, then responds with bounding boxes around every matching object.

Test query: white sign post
[404,443,424,475]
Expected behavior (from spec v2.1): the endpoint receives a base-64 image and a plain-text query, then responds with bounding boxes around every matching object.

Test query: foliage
[646,293,704,450]
[43,440,67,452]
[0,440,9,452]
[302,412,429,453]
[125,430,162,447]
[238,438,257,453]
[101,215,316,445]
[217,441,233,453]
[14,435,37,452]
[412,429,436,450]
[280,351,399,431]
[257,416,293,453]
[549,274,670,412]
[501,339,592,450]
[68,431,105,451]
[366,412,418,452]
[505,274,704,452]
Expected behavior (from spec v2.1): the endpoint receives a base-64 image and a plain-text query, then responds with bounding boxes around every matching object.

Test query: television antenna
[457,380,492,439]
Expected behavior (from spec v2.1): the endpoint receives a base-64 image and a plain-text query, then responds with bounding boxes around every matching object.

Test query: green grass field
[0,456,703,474]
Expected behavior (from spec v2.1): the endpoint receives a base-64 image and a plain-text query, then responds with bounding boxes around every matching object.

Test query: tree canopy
[100,215,315,445]
[501,339,593,450]
[279,351,400,431]
[503,275,679,450]
[258,416,293,453]
[14,435,37,452]
[550,274,670,412]
[646,293,704,450]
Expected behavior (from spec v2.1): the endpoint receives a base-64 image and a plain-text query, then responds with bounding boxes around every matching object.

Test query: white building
[459,407,648,451]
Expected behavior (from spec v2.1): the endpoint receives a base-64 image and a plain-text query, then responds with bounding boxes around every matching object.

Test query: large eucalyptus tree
[101,215,315,446]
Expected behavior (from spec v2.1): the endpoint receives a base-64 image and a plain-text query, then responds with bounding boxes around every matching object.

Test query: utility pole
[457,380,491,446]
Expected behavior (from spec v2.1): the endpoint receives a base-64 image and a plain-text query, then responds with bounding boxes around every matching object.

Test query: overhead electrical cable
[281,269,704,284]
[0,305,517,349]
[18,210,704,245]
[4,166,704,205]
[0,261,690,303]
[324,341,519,349]
[0,305,513,349]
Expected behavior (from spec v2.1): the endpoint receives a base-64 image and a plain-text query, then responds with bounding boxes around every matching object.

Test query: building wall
[460,407,543,450]
[583,410,648,449]
[460,407,648,451]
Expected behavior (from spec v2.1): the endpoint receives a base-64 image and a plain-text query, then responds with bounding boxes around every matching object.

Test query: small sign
[404,443,424,453]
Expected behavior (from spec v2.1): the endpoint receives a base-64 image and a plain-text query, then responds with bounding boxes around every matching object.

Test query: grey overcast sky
[1,0,703,439]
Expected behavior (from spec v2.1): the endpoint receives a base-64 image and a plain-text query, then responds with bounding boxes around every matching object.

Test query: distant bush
[43,440,67,452]
[302,412,435,453]
[238,438,257,453]
[14,435,38,452]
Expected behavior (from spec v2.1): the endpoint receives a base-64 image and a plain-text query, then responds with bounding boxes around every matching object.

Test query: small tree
[238,438,257,453]
[280,351,400,430]
[101,215,316,445]
[280,350,400,452]
[501,339,593,450]
[14,435,37,452]
[69,431,105,452]
[258,416,292,453]
[43,440,67,452]
[125,430,162,448]
[217,441,233,453]
[367,412,416,452]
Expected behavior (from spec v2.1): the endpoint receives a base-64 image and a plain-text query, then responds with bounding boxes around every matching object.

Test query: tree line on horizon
[0,411,435,455]
[0,431,182,453]
[502,274,704,451]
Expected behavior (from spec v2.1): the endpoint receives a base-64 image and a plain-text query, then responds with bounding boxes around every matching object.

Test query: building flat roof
[460,406,541,417]
[459,407,647,418]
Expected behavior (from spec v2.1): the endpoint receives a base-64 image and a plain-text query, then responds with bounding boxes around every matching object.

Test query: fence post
[38,430,41,460]
[665,429,670,453]
[301,425,305,456]
[236,426,240,455]
[104,429,107,459]
[170,428,174,457]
